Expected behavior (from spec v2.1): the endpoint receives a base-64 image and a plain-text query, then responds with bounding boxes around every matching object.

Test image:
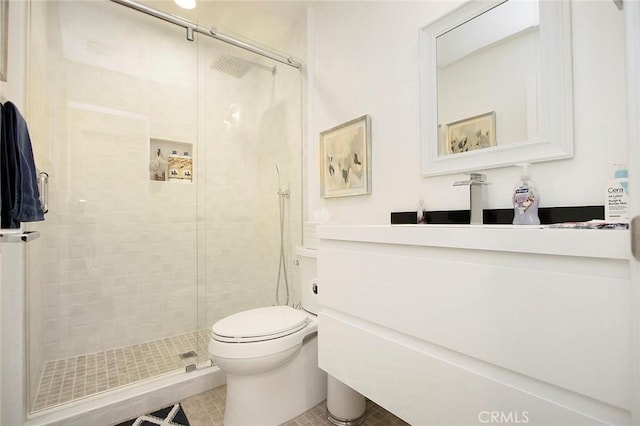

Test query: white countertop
[316,224,631,260]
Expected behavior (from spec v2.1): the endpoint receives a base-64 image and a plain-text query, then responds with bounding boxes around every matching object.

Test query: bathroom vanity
[317,225,632,425]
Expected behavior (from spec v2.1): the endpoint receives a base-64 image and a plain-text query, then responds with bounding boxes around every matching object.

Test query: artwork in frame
[320,115,371,198]
[0,0,7,82]
[445,111,496,155]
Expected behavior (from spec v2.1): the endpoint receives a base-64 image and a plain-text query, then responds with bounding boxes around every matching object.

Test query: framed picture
[445,111,496,155]
[0,0,7,82]
[320,115,371,198]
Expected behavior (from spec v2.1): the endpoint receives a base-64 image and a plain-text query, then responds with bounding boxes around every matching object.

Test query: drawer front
[319,311,627,425]
[318,243,631,409]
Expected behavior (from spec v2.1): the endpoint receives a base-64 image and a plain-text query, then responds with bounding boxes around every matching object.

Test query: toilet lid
[211,306,309,343]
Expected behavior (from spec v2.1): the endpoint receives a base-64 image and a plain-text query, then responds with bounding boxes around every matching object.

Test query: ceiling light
[174,0,196,9]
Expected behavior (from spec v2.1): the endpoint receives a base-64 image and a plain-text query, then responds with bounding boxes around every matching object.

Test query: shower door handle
[38,171,49,214]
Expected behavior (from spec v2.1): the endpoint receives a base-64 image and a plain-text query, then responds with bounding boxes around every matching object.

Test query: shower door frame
[109,0,303,69]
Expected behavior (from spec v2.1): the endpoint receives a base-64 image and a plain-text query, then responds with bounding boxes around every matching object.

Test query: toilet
[208,247,327,426]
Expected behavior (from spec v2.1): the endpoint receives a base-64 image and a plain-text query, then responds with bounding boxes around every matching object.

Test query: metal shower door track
[109,0,303,69]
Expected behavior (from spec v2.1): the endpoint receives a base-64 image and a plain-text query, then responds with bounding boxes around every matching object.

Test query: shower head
[210,54,276,79]
[211,55,251,78]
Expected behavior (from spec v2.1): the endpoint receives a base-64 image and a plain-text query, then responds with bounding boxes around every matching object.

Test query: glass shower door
[26,0,202,412]
[196,35,303,331]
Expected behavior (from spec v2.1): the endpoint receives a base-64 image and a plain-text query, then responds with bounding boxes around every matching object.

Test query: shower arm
[109,0,303,69]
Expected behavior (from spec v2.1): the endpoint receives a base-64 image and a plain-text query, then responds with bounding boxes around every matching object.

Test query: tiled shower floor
[32,330,211,412]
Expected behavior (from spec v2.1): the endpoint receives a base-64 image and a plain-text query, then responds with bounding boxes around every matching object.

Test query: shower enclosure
[25,0,303,414]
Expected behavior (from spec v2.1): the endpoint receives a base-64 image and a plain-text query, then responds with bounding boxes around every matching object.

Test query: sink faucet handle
[453,172,490,187]
[467,172,487,183]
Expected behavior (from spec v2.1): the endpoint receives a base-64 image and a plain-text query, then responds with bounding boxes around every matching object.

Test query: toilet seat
[211,306,309,343]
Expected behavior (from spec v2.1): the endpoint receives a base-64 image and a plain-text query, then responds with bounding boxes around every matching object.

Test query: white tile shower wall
[38,106,199,359]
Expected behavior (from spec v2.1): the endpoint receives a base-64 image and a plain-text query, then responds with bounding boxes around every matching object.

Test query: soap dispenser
[512,163,540,225]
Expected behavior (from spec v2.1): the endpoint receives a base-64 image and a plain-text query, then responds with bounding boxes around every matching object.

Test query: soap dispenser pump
[512,163,540,225]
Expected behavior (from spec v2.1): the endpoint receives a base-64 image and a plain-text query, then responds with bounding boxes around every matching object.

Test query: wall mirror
[420,0,573,176]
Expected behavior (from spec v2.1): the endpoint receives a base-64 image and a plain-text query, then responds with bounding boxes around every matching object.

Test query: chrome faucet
[453,173,490,224]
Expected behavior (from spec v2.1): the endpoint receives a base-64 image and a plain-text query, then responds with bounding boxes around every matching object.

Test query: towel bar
[0,231,40,243]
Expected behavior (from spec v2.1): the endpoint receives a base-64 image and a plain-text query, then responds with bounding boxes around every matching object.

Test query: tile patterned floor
[181,385,411,426]
[34,333,410,425]
[33,330,211,412]
[180,384,227,425]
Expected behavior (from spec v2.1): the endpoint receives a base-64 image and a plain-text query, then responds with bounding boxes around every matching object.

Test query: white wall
[308,0,627,224]
[1,0,29,424]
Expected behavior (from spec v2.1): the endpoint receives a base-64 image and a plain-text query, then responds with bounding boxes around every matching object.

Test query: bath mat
[115,403,190,426]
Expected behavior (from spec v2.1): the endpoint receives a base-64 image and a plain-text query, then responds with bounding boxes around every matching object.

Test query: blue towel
[1,101,45,228]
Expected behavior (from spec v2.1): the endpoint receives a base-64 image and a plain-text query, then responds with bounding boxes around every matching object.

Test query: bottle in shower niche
[150,148,167,181]
[168,150,181,181]
[182,151,193,181]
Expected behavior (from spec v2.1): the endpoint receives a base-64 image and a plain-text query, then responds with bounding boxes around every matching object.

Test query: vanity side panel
[318,243,631,410]
[318,312,618,425]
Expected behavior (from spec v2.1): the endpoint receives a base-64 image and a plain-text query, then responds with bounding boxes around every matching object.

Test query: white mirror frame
[420,0,573,177]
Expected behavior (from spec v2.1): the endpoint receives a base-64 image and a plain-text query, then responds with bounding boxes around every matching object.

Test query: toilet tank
[296,246,320,315]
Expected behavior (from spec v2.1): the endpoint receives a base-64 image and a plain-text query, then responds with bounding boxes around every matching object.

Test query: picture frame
[0,0,7,82]
[445,111,496,155]
[320,114,371,198]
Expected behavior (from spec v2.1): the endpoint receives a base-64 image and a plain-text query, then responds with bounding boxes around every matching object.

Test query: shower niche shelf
[149,137,193,183]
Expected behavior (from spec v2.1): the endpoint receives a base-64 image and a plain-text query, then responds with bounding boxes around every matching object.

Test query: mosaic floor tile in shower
[180,385,411,426]
[32,329,211,412]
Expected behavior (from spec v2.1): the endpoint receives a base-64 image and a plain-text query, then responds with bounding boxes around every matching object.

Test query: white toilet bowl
[208,248,327,426]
